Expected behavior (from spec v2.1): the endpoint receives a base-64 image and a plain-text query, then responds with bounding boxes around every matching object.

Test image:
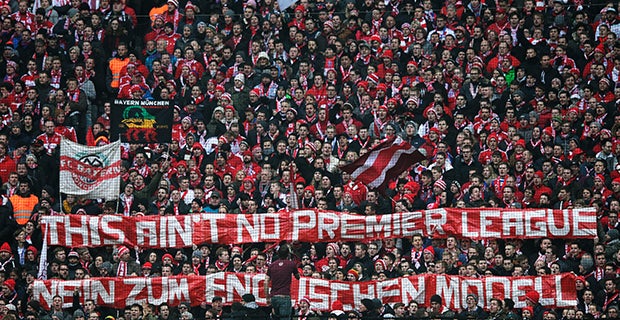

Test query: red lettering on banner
[41,209,597,248]
[60,156,121,181]
[33,274,577,311]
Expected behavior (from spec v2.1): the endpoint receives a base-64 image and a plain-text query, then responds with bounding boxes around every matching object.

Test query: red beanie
[525,291,539,304]
[26,246,38,256]
[424,246,435,257]
[162,253,174,262]
[535,171,544,179]
[0,243,10,253]
[375,259,387,270]
[3,279,15,292]
[332,300,343,311]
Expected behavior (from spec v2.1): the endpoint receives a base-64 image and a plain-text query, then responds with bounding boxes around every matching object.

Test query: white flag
[278,0,297,11]
[59,138,121,200]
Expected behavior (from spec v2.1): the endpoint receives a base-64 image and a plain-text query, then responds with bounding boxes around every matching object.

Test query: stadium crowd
[0,0,616,318]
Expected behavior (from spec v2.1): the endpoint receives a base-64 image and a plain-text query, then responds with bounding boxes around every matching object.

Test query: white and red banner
[59,138,121,200]
[33,273,577,311]
[340,136,426,189]
[41,208,596,248]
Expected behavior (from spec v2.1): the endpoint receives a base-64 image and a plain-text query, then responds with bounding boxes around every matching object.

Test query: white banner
[59,139,121,200]
[278,0,297,11]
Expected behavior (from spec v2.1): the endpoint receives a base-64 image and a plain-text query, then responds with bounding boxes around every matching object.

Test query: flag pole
[59,137,64,215]
[288,162,298,210]
[115,134,122,214]
[37,221,49,280]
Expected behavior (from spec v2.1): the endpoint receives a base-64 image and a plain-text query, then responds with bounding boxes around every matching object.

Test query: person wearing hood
[525,291,545,320]
[359,298,380,319]
[240,293,267,319]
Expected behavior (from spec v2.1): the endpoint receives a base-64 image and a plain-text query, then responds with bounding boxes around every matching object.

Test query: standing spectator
[265,243,300,320]
[9,179,37,225]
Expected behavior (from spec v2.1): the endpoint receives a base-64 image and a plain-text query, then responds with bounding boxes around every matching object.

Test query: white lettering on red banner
[33,274,577,311]
[41,208,596,248]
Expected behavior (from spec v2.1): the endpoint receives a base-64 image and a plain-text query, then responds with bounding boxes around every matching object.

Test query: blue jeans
[271,295,292,320]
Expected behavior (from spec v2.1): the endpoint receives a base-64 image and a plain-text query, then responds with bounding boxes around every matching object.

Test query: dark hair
[278,243,291,259]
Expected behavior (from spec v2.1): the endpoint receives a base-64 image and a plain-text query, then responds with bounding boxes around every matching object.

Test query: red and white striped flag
[340,137,425,190]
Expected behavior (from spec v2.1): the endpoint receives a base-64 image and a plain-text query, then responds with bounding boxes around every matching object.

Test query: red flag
[340,137,425,190]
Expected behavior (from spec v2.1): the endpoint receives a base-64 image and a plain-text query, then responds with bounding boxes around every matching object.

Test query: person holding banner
[265,243,300,320]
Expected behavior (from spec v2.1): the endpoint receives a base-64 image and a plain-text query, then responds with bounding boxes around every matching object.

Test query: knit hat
[535,171,544,179]
[332,300,344,311]
[347,268,359,279]
[580,254,594,270]
[167,0,179,7]
[68,250,79,259]
[242,293,256,302]
[192,250,202,258]
[361,298,376,310]
[0,242,10,253]
[234,73,245,83]
[433,180,447,191]
[367,73,380,84]
[74,310,85,318]
[522,306,534,315]
[117,246,129,257]
[299,296,311,306]
[3,279,15,292]
[327,243,340,256]
[467,294,479,303]
[220,93,232,102]
[27,246,38,256]
[375,259,387,270]
[424,246,435,257]
[142,262,152,269]
[430,294,442,305]
[162,253,174,262]
[525,291,539,304]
